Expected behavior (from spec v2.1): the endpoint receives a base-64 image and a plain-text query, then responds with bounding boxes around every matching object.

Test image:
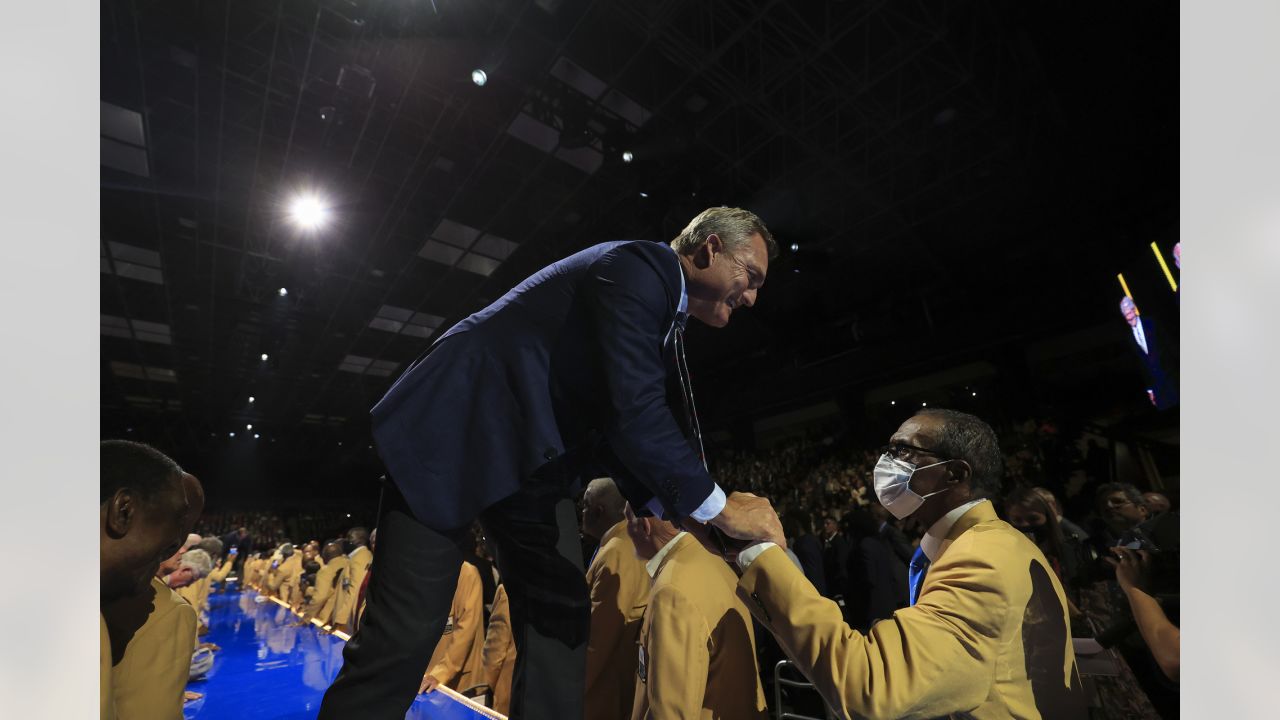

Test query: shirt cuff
[737,542,777,571]
[689,484,726,523]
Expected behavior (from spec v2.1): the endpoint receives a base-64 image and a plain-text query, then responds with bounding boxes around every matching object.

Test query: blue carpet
[183,589,495,719]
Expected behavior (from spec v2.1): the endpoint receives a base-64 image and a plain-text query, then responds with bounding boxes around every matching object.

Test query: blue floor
[184,588,494,719]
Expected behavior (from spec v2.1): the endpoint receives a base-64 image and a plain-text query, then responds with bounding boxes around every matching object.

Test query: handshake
[682,491,787,562]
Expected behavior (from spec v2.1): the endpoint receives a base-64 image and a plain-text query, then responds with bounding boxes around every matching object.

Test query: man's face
[1122,304,1138,327]
[685,233,769,328]
[166,566,197,589]
[1100,491,1149,532]
[822,518,838,537]
[103,488,189,600]
[886,414,963,526]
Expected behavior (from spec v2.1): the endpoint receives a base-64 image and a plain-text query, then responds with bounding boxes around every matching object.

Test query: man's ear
[693,237,717,270]
[104,489,135,538]
[948,460,973,485]
[639,516,653,537]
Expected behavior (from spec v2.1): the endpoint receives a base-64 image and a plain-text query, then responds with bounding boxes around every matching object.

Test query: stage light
[972,392,977,397]
[922,402,928,407]
[890,401,896,405]
[346,513,351,518]
[639,191,649,198]
[248,396,255,403]
[278,287,288,297]
[790,242,800,252]
[471,69,487,86]
[622,151,634,163]
[288,194,329,230]
[229,432,236,438]
[254,433,260,439]
[246,424,253,430]
[261,353,269,361]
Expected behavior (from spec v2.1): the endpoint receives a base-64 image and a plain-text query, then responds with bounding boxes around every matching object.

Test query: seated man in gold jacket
[302,541,349,627]
[626,504,768,720]
[418,560,486,695]
[581,477,649,720]
[716,409,1088,720]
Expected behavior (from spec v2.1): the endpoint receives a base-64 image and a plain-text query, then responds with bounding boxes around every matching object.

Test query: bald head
[347,527,369,549]
[582,477,627,541]
[623,502,681,561]
[1143,492,1171,516]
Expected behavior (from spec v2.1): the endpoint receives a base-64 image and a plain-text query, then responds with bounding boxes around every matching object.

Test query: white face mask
[873,454,951,520]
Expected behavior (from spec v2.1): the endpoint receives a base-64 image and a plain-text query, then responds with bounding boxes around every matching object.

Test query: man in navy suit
[319,207,784,719]
[1119,296,1179,409]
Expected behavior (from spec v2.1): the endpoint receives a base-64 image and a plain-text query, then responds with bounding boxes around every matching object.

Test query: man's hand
[419,674,440,694]
[1107,546,1153,595]
[709,492,786,549]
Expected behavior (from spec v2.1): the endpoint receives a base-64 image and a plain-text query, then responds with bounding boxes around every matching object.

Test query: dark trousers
[318,475,589,719]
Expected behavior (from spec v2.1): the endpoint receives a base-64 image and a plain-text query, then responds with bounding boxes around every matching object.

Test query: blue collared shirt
[646,246,725,523]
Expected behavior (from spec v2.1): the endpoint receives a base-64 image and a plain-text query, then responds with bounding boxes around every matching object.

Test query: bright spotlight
[261,353,269,361]
[254,433,260,439]
[246,424,253,430]
[471,69,487,86]
[971,392,977,397]
[278,287,288,297]
[639,191,649,198]
[229,432,236,438]
[922,402,928,407]
[248,396,255,403]
[790,242,800,252]
[890,401,896,406]
[289,194,329,230]
[621,151,634,163]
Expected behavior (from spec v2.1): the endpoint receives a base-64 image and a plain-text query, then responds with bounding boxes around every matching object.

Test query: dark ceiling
[101,0,1176,508]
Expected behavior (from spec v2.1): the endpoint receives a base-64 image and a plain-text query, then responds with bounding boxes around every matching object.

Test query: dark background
[100,0,1177,513]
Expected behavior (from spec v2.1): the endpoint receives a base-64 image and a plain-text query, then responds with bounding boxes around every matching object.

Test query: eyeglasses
[878,442,943,462]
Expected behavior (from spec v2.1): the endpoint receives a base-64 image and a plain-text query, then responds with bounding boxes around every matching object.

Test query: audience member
[418,562,486,695]
[1142,491,1172,517]
[841,508,908,632]
[100,440,196,719]
[818,515,849,607]
[105,470,205,720]
[782,511,825,596]
[723,409,1087,718]
[335,527,372,633]
[482,583,516,716]
[625,504,768,720]
[302,541,348,627]
[582,478,649,720]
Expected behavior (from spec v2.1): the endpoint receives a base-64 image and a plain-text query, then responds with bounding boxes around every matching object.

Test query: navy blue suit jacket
[371,240,714,531]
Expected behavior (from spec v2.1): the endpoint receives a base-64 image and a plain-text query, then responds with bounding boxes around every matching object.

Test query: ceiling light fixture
[261,353,269,362]
[246,424,253,430]
[278,287,288,297]
[248,396,255,403]
[288,194,329,230]
[471,69,487,87]
[621,151,634,163]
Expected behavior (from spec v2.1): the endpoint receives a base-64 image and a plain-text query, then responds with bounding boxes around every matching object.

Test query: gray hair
[916,408,1004,500]
[180,548,214,578]
[196,536,224,558]
[670,207,778,259]
[584,477,626,518]
[1119,296,1136,313]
